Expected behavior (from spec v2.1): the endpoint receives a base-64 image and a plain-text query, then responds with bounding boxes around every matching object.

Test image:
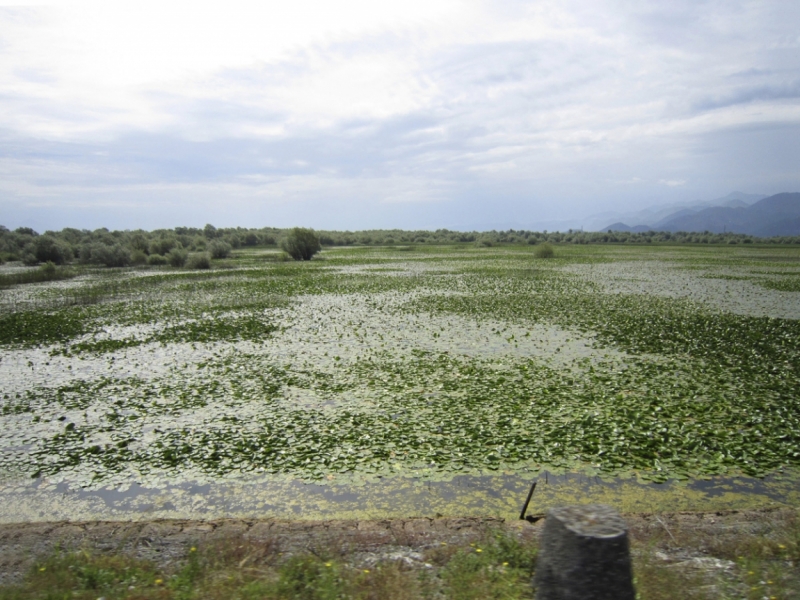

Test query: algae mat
[1,472,797,523]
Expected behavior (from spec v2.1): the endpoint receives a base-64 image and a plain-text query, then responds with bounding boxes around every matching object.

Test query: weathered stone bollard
[533,504,635,600]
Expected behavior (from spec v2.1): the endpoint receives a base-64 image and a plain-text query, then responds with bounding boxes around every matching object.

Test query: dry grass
[628,510,800,600]
[1,511,798,599]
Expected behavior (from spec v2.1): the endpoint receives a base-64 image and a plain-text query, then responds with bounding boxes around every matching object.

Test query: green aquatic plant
[0,309,87,346]
[2,244,799,491]
[0,262,77,289]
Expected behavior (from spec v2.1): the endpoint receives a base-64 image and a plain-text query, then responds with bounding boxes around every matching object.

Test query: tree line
[1,224,798,267]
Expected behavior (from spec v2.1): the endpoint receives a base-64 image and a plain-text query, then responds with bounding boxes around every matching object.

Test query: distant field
[1,244,799,521]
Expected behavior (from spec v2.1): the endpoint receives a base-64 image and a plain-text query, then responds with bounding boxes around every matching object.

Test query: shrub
[100,245,131,268]
[149,236,178,256]
[147,254,168,266]
[281,227,321,261]
[223,234,241,248]
[34,236,73,265]
[129,232,149,253]
[80,243,130,267]
[167,246,188,267]
[186,252,211,269]
[208,240,232,259]
[129,249,148,265]
[41,261,57,276]
[534,242,555,258]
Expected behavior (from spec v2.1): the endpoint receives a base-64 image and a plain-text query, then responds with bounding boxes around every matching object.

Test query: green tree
[203,223,218,239]
[281,228,321,261]
[34,236,73,265]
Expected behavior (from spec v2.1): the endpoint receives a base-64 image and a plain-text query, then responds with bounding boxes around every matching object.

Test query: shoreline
[2,507,795,585]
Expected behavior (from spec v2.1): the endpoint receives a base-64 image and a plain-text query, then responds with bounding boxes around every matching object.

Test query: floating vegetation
[0,309,89,346]
[1,244,799,518]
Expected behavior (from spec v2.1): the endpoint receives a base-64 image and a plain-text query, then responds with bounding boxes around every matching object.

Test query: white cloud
[1,1,799,230]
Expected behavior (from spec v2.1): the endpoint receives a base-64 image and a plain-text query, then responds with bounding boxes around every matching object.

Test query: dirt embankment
[0,508,793,585]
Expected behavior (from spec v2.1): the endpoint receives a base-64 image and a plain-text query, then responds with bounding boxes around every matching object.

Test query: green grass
[2,515,798,599]
[0,263,78,289]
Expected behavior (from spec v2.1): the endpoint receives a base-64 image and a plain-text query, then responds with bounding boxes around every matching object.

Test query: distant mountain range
[602,192,800,237]
[596,191,767,232]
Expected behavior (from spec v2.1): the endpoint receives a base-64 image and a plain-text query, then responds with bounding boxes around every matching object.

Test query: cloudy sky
[1,0,799,232]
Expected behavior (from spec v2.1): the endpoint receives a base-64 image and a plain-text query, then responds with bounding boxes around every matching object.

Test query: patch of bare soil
[0,508,794,586]
[0,516,512,585]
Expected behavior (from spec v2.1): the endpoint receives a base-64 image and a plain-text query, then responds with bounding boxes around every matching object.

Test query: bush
[34,236,73,265]
[80,243,130,267]
[130,249,148,265]
[208,240,232,259]
[149,236,178,256]
[167,246,188,267]
[41,261,57,276]
[223,234,242,248]
[147,254,168,266]
[186,252,211,269]
[533,242,555,258]
[281,228,321,261]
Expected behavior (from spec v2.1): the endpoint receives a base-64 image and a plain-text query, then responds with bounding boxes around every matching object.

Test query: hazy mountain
[602,223,653,233]
[706,191,766,207]
[655,192,800,236]
[597,191,767,232]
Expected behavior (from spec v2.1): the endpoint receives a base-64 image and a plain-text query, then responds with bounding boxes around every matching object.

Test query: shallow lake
[2,244,799,521]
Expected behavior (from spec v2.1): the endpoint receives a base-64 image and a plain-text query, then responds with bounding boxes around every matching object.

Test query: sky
[1,0,799,232]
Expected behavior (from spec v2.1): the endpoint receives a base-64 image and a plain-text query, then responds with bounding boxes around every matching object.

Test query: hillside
[657,192,800,236]
[605,192,800,236]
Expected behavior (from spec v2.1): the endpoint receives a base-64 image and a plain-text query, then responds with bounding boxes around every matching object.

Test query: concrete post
[533,504,635,600]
